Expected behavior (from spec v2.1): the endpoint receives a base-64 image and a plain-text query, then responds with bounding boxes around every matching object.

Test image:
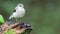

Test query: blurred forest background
[0,0,60,34]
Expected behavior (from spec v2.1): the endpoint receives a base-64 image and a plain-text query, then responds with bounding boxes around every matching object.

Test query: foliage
[0,15,5,24]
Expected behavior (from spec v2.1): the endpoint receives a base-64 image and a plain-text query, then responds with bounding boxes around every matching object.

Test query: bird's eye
[19,5,22,7]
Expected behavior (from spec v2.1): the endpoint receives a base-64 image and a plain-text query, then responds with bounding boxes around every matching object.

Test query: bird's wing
[9,15,13,20]
[9,12,16,20]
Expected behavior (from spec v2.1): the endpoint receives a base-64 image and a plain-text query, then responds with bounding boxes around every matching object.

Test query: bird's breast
[16,11,25,18]
[15,7,25,18]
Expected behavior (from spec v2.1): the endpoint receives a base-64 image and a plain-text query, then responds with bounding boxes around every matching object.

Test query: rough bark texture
[0,21,26,34]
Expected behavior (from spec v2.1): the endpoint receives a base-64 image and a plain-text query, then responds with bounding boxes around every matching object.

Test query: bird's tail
[9,15,13,20]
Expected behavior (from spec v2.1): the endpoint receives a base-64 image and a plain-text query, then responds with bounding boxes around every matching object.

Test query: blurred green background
[0,0,60,34]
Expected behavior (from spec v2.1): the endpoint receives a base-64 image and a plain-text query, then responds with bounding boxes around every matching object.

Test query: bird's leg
[16,18,18,22]
[20,20,22,22]
[18,18,22,22]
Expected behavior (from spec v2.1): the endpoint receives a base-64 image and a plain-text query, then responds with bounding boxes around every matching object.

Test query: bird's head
[15,3,24,10]
[17,3,24,8]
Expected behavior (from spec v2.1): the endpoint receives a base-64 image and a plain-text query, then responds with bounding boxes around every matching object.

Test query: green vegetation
[4,29,15,34]
[0,15,5,24]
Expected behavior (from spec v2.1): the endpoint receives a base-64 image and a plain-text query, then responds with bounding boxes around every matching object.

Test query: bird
[9,3,25,22]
